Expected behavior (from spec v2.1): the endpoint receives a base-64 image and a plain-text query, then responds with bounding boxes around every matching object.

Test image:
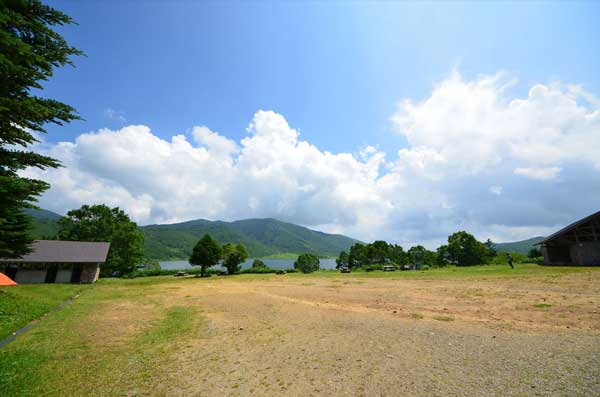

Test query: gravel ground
[146,273,600,396]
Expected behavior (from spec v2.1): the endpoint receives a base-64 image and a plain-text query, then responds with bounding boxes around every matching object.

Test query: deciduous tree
[58,204,144,276]
[251,259,267,269]
[335,251,349,269]
[294,253,320,273]
[189,234,221,277]
[222,243,248,275]
[407,245,437,268]
[445,231,489,266]
[348,243,367,268]
[528,247,542,258]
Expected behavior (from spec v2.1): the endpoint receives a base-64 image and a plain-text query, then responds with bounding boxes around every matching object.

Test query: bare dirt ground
[135,270,600,396]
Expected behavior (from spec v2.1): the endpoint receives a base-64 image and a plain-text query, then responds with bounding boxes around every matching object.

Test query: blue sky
[44,1,600,152]
[31,1,600,245]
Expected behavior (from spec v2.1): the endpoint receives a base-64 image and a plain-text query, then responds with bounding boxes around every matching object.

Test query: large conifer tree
[0,0,81,258]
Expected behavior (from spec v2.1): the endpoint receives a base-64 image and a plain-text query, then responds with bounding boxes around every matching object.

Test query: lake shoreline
[161,258,338,271]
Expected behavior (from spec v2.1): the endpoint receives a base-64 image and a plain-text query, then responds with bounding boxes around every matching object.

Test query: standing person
[507,253,514,269]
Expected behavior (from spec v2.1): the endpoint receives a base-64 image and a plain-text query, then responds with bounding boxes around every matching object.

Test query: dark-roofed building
[0,240,110,284]
[538,211,600,266]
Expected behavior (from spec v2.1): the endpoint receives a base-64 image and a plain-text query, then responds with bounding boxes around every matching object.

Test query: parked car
[382,265,397,271]
[339,266,351,273]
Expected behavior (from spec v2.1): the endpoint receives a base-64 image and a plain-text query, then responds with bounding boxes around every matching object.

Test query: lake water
[160,258,337,271]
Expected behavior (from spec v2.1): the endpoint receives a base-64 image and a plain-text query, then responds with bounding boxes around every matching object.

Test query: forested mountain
[25,208,545,259]
[140,218,359,260]
[23,208,61,238]
[25,209,359,260]
[494,237,545,254]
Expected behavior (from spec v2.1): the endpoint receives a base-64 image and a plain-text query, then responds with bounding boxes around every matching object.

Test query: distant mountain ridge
[24,208,544,258]
[493,236,545,254]
[23,208,62,220]
[24,209,360,260]
[141,217,360,260]
[23,208,62,238]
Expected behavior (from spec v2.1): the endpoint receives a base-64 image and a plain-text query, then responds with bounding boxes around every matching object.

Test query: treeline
[189,234,323,276]
[29,202,524,278]
[29,202,328,278]
[336,231,499,270]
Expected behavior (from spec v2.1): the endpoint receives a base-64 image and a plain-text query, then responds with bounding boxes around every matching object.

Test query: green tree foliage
[367,240,390,264]
[294,253,320,273]
[528,247,542,258]
[436,244,450,267]
[484,238,497,257]
[388,244,408,266]
[189,234,222,277]
[407,245,437,268]
[222,243,248,275]
[57,204,144,276]
[348,243,367,268]
[335,250,349,269]
[251,259,267,269]
[441,231,489,266]
[346,241,408,268]
[0,0,82,258]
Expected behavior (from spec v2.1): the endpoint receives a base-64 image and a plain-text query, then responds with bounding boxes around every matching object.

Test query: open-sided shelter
[537,211,600,266]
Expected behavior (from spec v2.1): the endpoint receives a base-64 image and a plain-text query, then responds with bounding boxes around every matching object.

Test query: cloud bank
[25,72,600,247]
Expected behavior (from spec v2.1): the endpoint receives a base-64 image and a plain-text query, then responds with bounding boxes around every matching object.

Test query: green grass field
[0,284,86,341]
[0,263,597,396]
[0,276,206,396]
[287,263,587,279]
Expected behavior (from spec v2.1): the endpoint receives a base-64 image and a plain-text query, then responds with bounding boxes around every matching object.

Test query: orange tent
[0,272,18,286]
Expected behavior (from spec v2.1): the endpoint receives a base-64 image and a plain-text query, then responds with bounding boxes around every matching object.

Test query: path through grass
[0,284,85,340]
[0,277,205,396]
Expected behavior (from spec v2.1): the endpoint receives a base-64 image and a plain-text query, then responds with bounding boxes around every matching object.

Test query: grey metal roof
[538,210,600,245]
[0,240,110,263]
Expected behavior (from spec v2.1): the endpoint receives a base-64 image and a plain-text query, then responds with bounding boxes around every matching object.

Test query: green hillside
[23,208,62,239]
[24,209,359,260]
[140,218,359,260]
[494,236,545,254]
[23,208,548,259]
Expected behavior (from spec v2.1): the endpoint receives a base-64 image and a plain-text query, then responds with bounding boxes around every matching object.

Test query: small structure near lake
[538,211,600,266]
[0,240,110,284]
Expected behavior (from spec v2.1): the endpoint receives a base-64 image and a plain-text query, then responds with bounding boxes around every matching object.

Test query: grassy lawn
[287,263,590,279]
[0,276,202,396]
[0,284,86,341]
[0,264,597,396]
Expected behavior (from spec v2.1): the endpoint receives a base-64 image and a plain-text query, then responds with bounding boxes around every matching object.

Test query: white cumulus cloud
[24,72,600,247]
[513,166,562,181]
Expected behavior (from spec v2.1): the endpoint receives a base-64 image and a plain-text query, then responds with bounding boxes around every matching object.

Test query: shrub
[490,251,527,265]
[361,263,383,272]
[239,267,278,274]
[521,257,543,264]
[124,267,204,278]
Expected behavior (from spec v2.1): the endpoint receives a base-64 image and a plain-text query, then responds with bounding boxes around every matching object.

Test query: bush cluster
[239,267,278,274]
